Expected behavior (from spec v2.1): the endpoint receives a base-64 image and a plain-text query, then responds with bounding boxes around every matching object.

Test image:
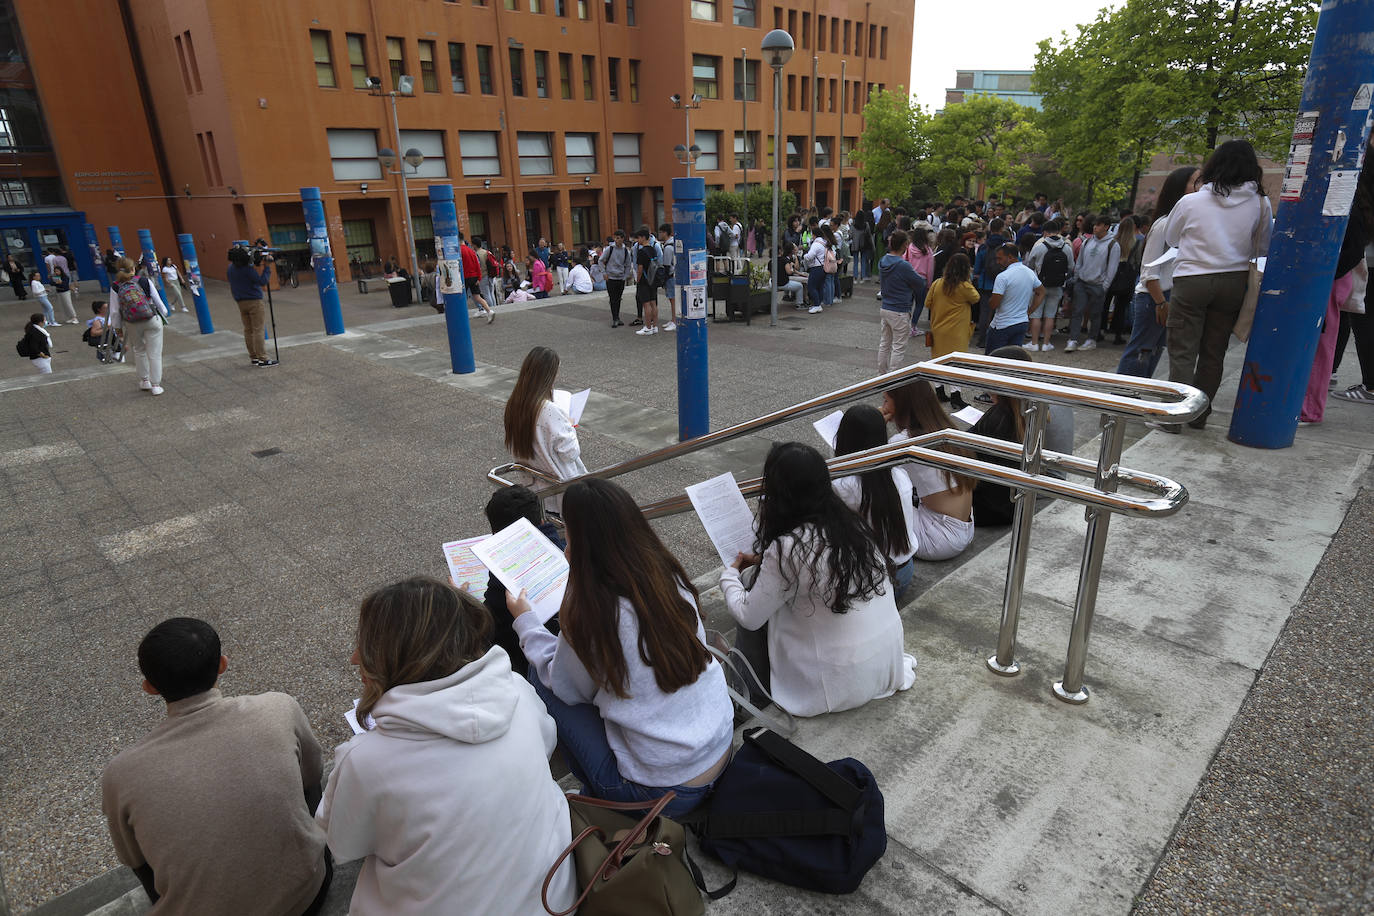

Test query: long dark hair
[504,346,558,460]
[560,479,709,698]
[909,227,932,254]
[755,442,888,613]
[834,406,910,559]
[885,381,975,493]
[1202,139,1266,198]
[1153,166,1200,222]
[940,252,972,294]
[984,346,1033,439]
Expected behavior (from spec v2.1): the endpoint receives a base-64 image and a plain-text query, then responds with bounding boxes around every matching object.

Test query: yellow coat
[925,279,980,358]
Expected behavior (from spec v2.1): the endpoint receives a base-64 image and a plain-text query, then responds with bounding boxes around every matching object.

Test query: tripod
[262,254,281,363]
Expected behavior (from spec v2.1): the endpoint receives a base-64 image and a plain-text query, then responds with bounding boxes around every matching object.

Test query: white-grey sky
[908,0,1120,111]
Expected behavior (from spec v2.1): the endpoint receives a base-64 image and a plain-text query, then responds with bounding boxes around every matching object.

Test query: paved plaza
[2,275,1371,914]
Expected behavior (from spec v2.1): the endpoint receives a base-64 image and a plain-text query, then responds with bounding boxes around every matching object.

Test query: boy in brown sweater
[101,618,332,914]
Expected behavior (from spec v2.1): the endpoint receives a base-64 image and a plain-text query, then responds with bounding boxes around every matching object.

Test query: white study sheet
[685,472,757,567]
[953,405,985,426]
[344,699,376,735]
[472,517,569,624]
[1145,247,1178,269]
[441,535,490,595]
[553,388,591,426]
[812,410,844,451]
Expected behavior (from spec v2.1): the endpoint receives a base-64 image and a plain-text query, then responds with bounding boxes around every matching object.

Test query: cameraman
[227,244,277,367]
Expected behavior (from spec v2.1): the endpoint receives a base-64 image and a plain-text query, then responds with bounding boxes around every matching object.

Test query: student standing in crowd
[1104,216,1142,345]
[50,265,79,323]
[1067,216,1120,352]
[1026,218,1074,351]
[720,442,915,717]
[632,227,662,335]
[503,346,587,513]
[833,405,919,599]
[924,253,979,408]
[110,256,169,394]
[319,579,577,916]
[19,313,52,373]
[802,224,834,315]
[986,244,1044,354]
[877,230,928,373]
[103,618,332,916]
[29,271,58,326]
[883,382,977,560]
[5,254,26,299]
[160,257,189,313]
[972,218,1007,347]
[551,243,571,295]
[602,230,633,327]
[512,478,734,819]
[226,247,277,367]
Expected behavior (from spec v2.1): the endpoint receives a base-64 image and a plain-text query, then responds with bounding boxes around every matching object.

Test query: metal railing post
[1054,414,1127,704]
[988,399,1048,676]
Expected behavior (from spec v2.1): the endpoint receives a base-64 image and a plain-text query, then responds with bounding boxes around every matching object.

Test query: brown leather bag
[543,792,704,916]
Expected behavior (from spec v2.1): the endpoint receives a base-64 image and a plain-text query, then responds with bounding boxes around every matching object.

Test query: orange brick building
[8,0,912,282]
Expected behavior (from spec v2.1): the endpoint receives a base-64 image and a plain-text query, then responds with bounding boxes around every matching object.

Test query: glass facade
[0,1,66,212]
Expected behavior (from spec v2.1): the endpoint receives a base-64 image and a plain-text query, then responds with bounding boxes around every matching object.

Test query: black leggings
[1333,309,1374,387]
[606,279,625,321]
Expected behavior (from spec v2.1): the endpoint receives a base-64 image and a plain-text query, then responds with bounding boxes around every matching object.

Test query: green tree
[924,95,1045,200]
[745,183,796,227]
[855,86,930,204]
[704,190,745,228]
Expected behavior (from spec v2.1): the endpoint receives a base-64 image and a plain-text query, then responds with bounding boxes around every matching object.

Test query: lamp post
[371,75,424,301]
[671,93,703,177]
[762,29,794,328]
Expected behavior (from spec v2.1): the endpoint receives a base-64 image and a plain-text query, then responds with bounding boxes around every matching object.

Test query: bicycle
[276,259,299,288]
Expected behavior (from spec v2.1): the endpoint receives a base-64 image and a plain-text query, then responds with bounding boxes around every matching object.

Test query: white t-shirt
[833,470,918,564]
[567,263,593,293]
[162,265,180,284]
[990,261,1041,328]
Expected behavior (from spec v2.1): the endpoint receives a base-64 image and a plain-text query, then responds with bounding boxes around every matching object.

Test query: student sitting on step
[832,404,919,600]
[101,618,333,916]
[882,380,978,560]
[720,442,916,717]
[481,484,562,675]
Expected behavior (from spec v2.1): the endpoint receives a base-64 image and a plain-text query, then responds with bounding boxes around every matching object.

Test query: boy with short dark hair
[482,486,563,672]
[102,618,331,915]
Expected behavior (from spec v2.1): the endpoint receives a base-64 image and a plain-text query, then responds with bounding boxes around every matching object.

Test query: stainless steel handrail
[487,355,1209,706]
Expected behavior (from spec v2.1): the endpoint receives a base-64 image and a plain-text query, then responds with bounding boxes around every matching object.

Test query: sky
[908,0,1119,111]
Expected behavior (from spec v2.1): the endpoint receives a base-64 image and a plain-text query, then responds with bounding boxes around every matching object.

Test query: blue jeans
[528,671,715,820]
[1117,290,1169,378]
[854,250,868,280]
[985,321,1029,354]
[823,272,835,305]
[37,294,55,325]
[807,265,827,308]
[893,557,914,603]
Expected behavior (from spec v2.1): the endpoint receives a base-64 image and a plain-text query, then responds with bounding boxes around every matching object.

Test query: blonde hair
[354,577,492,723]
[114,256,138,283]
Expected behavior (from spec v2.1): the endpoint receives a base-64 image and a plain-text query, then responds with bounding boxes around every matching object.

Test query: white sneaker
[1079,339,1097,350]
[1064,340,1079,352]
[649,326,659,334]
[662,322,677,331]
[808,305,823,314]
[635,326,653,335]
[485,310,495,324]
[139,379,152,390]
[1029,343,1042,352]
[1040,341,1055,351]
[150,386,164,395]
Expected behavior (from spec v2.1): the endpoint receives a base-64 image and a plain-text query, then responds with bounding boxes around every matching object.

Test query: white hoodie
[1165,181,1272,278]
[316,647,577,916]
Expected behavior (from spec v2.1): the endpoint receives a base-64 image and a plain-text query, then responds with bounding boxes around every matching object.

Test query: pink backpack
[116,278,156,323]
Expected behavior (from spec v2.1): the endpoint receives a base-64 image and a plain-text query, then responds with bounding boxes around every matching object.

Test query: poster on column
[439,260,464,295]
[309,224,331,259]
[684,285,707,320]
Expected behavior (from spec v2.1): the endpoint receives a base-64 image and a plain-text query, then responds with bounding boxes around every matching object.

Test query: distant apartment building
[944,70,1042,111]
[4,0,913,282]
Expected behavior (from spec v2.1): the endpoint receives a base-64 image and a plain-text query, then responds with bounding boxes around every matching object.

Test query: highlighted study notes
[553,388,591,426]
[472,517,569,624]
[686,472,757,567]
[442,535,490,595]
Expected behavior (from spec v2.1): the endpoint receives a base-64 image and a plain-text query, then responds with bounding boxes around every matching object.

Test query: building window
[843,21,851,54]
[880,26,888,59]
[0,180,30,207]
[418,41,438,92]
[311,31,336,88]
[765,135,773,169]
[830,17,839,52]
[559,53,573,99]
[694,130,720,170]
[196,133,213,185]
[691,0,717,21]
[327,128,382,180]
[841,136,856,168]
[613,133,641,172]
[518,132,554,175]
[347,34,368,89]
[387,37,405,90]
[733,131,758,170]
[449,43,467,93]
[829,78,837,112]
[459,131,503,175]
[530,0,544,10]
[509,48,525,96]
[786,136,803,168]
[571,206,600,244]
[787,74,795,109]
[692,55,719,100]
[183,31,203,92]
[629,59,640,102]
[343,219,378,264]
[582,55,595,99]
[801,76,809,112]
[814,137,832,168]
[534,51,549,98]
[732,0,755,26]
[477,45,495,94]
[504,0,517,8]
[578,0,589,19]
[604,0,615,23]
[565,133,597,173]
[555,0,567,15]
[801,12,810,50]
[607,57,620,102]
[818,15,826,51]
[626,0,636,25]
[868,24,877,57]
[174,35,192,93]
[733,58,758,101]
[395,130,447,177]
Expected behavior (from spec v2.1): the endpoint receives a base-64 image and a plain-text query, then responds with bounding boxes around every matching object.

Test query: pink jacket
[905,245,935,282]
[530,259,553,292]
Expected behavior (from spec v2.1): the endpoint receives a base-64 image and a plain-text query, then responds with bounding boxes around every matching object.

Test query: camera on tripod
[230,238,280,266]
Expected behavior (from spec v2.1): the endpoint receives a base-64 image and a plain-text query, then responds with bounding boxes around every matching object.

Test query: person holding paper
[882,381,977,560]
[510,478,733,819]
[832,405,918,600]
[720,443,914,718]
[503,346,587,513]
[481,485,563,674]
[317,578,577,916]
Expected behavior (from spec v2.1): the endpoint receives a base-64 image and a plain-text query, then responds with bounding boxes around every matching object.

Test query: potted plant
[745,260,773,315]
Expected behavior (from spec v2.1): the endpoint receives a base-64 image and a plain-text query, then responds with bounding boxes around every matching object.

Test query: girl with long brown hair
[833,405,917,598]
[882,381,977,559]
[924,253,980,407]
[318,577,577,916]
[503,346,587,512]
[510,478,733,818]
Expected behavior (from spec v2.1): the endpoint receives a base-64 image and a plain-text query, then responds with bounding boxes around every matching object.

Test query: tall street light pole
[808,56,818,210]
[372,75,423,301]
[740,47,749,196]
[837,59,846,209]
[671,93,703,177]
[762,29,795,328]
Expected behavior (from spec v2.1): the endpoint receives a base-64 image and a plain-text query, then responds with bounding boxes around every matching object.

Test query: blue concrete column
[84,223,110,292]
[299,187,345,335]
[1229,0,1374,447]
[107,226,125,259]
[429,184,476,374]
[672,177,709,441]
[177,233,214,334]
[137,229,168,300]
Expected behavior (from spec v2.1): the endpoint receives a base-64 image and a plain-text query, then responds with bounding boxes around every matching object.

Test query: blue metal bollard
[1229,0,1374,448]
[672,177,709,441]
[107,227,125,259]
[137,229,169,301]
[429,184,476,374]
[177,233,214,334]
[299,188,345,335]
[84,223,110,292]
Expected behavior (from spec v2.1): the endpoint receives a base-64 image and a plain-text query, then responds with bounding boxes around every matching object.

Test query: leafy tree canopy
[924,95,1046,201]
[855,86,930,204]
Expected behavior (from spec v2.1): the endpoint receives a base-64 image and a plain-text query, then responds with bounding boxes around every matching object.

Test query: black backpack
[16,335,30,358]
[685,728,886,895]
[1038,241,1070,287]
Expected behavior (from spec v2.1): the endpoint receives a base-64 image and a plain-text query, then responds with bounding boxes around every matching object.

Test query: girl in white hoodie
[317,578,577,916]
[1163,140,1272,430]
